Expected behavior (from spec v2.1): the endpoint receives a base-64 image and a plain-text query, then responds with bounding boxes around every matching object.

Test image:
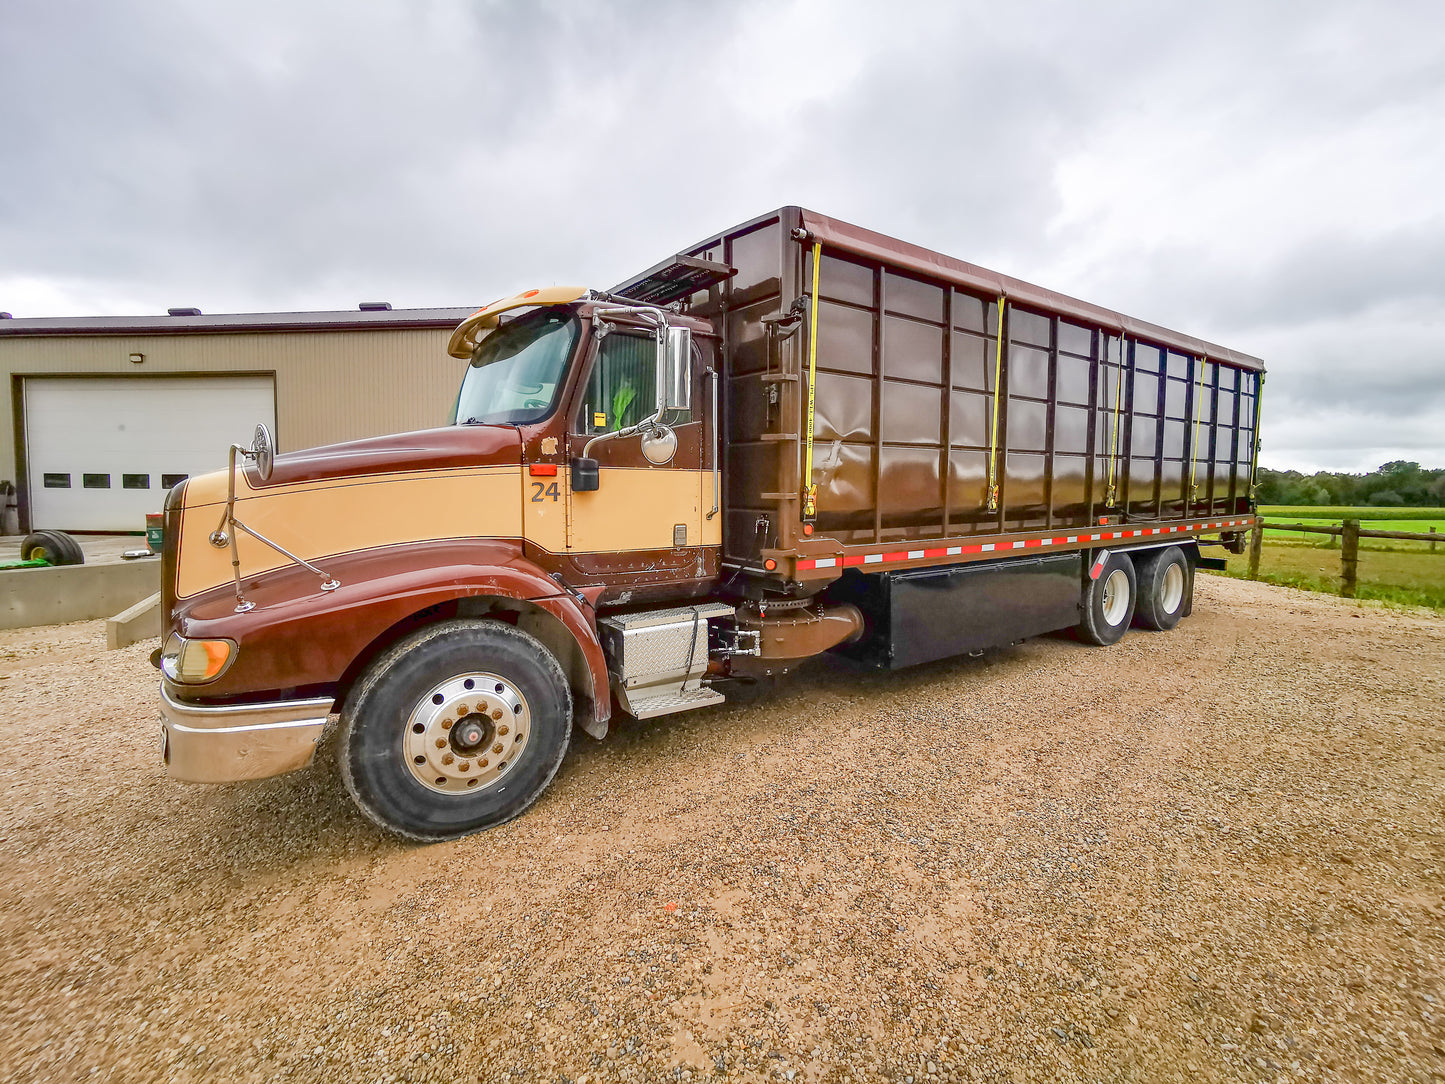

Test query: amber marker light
[160,633,237,684]
[764,559,777,571]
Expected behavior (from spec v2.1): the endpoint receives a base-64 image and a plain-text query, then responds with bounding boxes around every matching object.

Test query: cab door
[564,327,719,583]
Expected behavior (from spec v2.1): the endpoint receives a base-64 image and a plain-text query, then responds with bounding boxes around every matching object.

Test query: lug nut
[459,761,470,772]
[497,724,509,736]
[442,753,454,765]
[435,738,446,749]
[492,742,504,754]
[491,709,503,721]
[442,719,453,730]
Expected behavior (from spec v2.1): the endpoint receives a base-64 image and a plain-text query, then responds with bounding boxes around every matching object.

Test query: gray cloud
[2,0,1443,472]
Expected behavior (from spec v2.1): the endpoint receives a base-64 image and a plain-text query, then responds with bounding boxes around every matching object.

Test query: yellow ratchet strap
[985,295,1005,511]
[1249,372,1264,500]
[1105,336,1125,506]
[1188,356,1206,505]
[802,242,822,519]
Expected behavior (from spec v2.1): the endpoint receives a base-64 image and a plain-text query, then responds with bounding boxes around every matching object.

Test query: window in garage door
[23,374,276,532]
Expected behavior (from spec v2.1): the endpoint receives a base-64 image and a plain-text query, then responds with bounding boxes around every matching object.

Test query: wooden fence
[1248,519,1440,598]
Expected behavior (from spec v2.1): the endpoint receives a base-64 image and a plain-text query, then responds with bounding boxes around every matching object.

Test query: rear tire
[1134,546,1191,631]
[21,530,85,565]
[339,619,572,842]
[1077,552,1136,646]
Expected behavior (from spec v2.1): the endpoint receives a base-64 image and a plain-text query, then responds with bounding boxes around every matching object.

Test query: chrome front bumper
[159,683,334,783]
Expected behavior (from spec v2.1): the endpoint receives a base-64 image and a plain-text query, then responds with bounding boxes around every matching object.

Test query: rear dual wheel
[1077,552,1137,646]
[339,619,572,842]
[1077,545,1193,646]
[1133,546,1192,631]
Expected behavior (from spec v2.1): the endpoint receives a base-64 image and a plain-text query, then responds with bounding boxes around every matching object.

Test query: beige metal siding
[0,326,464,490]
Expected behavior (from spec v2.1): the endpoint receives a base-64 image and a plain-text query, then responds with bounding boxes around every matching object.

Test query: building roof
[0,306,478,338]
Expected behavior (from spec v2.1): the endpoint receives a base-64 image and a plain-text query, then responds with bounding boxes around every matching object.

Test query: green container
[145,513,165,554]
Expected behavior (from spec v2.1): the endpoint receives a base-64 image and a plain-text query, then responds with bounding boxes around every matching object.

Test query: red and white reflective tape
[795,517,1254,572]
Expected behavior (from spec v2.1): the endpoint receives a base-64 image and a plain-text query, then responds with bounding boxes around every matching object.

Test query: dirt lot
[1,576,1442,1084]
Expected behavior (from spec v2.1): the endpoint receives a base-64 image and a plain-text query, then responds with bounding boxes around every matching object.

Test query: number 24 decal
[530,481,561,502]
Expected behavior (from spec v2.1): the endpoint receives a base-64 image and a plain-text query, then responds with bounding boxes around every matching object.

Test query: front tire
[339,619,572,841]
[1077,552,1136,646]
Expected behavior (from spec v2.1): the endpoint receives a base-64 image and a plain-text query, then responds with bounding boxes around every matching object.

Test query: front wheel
[1077,552,1136,646]
[339,619,572,841]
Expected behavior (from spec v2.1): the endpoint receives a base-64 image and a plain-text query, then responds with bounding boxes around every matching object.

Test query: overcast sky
[3,0,1442,473]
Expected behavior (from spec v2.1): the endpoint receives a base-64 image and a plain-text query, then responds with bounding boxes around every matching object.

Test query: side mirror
[639,425,677,466]
[570,457,599,492]
[251,423,275,482]
[659,325,692,412]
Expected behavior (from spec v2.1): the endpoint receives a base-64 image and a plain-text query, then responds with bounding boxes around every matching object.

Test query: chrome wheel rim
[1161,561,1185,614]
[403,672,531,795]
[1101,568,1130,626]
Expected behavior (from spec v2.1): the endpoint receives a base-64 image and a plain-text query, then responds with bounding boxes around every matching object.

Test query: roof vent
[167,307,202,317]
[358,301,392,311]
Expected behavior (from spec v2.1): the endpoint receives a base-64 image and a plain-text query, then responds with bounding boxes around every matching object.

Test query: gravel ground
[1,575,1442,1084]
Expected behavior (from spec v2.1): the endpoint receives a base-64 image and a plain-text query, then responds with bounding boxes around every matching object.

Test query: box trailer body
[657,207,1261,568]
[154,207,1262,840]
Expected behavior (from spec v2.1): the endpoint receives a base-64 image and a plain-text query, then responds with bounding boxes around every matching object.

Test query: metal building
[0,305,474,533]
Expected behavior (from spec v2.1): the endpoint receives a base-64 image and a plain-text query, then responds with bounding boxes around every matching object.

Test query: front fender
[170,539,610,731]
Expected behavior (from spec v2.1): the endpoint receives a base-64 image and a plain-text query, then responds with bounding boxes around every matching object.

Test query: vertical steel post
[1340,519,1359,599]
[1247,519,1264,580]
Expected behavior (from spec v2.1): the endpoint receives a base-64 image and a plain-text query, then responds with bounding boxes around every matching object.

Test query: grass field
[1209,539,1445,611]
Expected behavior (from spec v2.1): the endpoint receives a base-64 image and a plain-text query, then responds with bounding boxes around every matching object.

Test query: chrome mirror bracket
[209,434,339,612]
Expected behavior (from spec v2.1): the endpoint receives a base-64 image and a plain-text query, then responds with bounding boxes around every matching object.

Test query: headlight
[160,633,236,684]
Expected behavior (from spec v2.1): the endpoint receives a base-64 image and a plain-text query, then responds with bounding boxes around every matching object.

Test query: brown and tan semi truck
[156,207,1263,841]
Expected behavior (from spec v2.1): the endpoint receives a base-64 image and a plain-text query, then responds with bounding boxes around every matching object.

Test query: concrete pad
[0,559,161,631]
[107,591,162,650]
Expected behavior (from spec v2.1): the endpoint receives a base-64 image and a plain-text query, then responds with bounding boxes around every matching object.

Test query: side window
[578,333,655,434]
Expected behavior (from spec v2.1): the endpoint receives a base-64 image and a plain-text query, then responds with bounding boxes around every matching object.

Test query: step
[623,685,726,720]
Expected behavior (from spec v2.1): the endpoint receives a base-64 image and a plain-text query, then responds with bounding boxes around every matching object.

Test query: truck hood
[250,424,521,488]
[170,424,526,601]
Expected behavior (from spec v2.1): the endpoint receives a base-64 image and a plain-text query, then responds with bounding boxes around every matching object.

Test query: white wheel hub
[1161,561,1185,614]
[1101,568,1131,626]
[404,672,531,795]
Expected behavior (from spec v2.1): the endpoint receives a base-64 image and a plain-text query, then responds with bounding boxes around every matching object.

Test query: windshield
[452,305,580,426]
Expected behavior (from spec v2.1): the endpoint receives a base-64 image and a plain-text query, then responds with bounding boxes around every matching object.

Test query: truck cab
[157,283,768,841]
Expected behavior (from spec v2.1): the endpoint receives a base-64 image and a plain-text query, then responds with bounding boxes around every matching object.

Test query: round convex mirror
[251,423,275,481]
[639,425,677,466]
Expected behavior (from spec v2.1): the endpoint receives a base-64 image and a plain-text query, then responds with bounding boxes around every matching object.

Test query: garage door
[25,375,276,532]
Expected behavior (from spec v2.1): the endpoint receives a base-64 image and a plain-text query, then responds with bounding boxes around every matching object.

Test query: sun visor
[447,286,588,359]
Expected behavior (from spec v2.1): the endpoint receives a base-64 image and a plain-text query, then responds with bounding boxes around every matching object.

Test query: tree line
[1256,461,1445,507]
